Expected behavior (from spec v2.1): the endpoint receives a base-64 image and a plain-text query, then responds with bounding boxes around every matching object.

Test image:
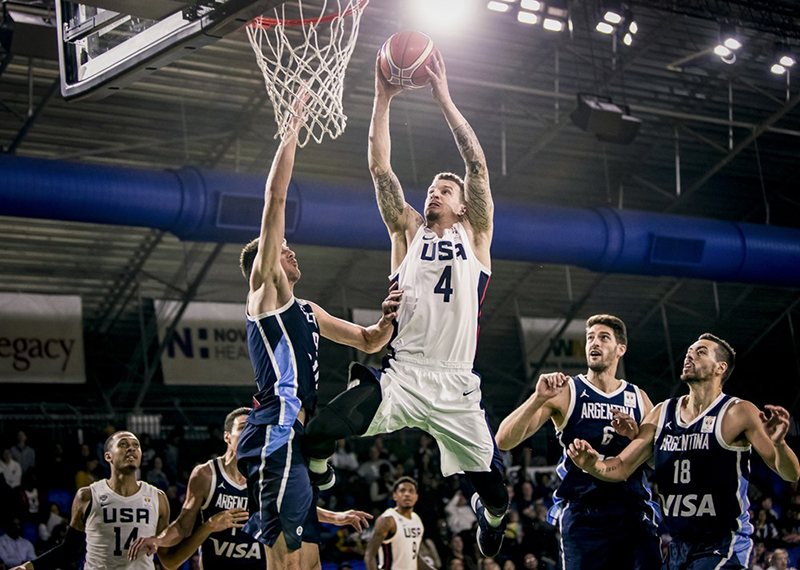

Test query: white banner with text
[0,293,85,383]
[155,300,253,386]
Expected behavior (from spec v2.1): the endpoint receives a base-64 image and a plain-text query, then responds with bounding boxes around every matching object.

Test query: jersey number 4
[434,266,453,302]
[113,526,139,556]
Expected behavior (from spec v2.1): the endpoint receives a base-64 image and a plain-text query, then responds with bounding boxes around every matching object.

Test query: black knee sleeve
[303,363,382,460]
[465,466,509,516]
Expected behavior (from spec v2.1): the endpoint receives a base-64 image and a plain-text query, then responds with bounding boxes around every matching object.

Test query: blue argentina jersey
[654,393,753,540]
[200,458,265,569]
[551,375,654,513]
[246,296,320,426]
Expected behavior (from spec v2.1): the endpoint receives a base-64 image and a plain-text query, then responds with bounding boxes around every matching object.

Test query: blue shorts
[663,534,752,570]
[554,498,662,570]
[236,419,320,551]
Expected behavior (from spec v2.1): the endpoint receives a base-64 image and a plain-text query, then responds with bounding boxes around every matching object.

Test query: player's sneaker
[308,464,336,491]
[470,493,505,558]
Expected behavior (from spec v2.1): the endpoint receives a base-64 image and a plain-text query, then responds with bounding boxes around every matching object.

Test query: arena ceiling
[1,0,800,426]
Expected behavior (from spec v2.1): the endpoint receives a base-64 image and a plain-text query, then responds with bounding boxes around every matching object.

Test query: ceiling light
[771,63,787,75]
[603,10,622,24]
[543,17,564,32]
[713,45,731,57]
[628,20,637,34]
[724,38,742,51]
[719,23,742,52]
[487,1,511,12]
[623,32,632,46]
[520,0,541,10]
[517,10,538,24]
[779,55,796,67]
[595,22,614,34]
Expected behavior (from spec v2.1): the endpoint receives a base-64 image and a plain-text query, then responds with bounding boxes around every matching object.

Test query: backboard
[56,0,287,101]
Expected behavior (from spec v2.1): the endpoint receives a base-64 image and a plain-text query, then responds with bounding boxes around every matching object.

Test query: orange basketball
[379,31,438,89]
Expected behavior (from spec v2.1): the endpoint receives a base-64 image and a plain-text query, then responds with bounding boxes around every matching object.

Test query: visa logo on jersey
[102,507,151,524]
[661,494,717,517]
[210,537,263,559]
[421,241,467,262]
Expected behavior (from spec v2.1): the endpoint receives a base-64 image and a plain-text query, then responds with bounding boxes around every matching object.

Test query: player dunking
[128,407,372,569]
[364,477,428,570]
[11,431,169,570]
[496,315,661,569]
[234,103,398,570]
[569,333,800,570]
[304,51,508,557]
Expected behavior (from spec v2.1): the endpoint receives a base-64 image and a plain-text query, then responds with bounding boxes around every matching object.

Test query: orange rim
[249,0,368,29]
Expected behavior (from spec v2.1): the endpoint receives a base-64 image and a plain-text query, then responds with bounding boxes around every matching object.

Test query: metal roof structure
[1,0,799,425]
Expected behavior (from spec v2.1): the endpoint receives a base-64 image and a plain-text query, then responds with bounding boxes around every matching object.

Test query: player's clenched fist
[534,372,569,401]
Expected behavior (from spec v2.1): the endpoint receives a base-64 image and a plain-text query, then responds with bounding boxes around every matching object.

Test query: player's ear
[104,451,112,464]
[617,343,627,357]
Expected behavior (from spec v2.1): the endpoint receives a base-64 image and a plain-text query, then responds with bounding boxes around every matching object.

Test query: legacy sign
[0,293,85,383]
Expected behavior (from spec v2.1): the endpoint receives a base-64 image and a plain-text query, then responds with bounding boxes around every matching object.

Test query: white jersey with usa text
[391,223,490,365]
[84,479,160,570]
[377,508,425,570]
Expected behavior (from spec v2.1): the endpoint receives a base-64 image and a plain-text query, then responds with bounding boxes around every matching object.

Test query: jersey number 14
[113,526,139,557]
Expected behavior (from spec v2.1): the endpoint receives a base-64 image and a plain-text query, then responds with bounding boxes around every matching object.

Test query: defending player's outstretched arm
[568,402,663,482]
[426,51,494,241]
[250,98,307,304]
[308,281,402,354]
[496,372,571,450]
[156,508,249,570]
[369,55,424,272]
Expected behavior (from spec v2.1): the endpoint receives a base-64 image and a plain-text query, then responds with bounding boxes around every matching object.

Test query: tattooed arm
[369,55,424,273]
[567,403,662,482]
[426,52,494,248]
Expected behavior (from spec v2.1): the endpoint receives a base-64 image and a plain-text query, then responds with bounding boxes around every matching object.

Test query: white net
[246,0,369,147]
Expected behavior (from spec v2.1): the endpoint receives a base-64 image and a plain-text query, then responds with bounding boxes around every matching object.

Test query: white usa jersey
[84,480,160,570]
[391,223,490,365]
[377,508,425,570]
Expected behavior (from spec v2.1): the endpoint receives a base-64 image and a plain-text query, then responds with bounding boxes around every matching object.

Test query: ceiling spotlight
[713,45,731,58]
[596,22,614,34]
[780,55,796,67]
[543,17,564,32]
[623,32,632,46]
[601,0,624,24]
[628,20,638,34]
[517,10,538,24]
[774,43,796,70]
[520,0,541,10]
[487,1,511,12]
[771,63,787,75]
[719,22,742,51]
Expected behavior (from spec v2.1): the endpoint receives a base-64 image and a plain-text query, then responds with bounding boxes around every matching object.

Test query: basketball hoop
[246,0,369,147]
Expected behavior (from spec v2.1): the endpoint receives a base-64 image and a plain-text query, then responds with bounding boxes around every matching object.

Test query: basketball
[379,31,438,89]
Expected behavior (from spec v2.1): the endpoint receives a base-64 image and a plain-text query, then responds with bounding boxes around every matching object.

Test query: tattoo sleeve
[453,123,492,232]
[373,169,406,226]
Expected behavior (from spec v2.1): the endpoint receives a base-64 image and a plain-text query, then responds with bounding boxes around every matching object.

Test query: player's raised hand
[567,438,600,471]
[207,507,250,533]
[761,405,791,444]
[380,281,403,324]
[611,409,639,440]
[426,50,452,106]
[128,535,159,560]
[534,372,569,401]
[375,53,402,100]
[333,509,373,532]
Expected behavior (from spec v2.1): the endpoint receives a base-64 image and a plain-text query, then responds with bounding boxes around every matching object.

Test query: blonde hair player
[303,48,508,558]
[11,431,168,570]
[568,333,800,570]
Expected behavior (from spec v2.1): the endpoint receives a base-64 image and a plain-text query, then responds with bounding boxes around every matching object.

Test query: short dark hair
[393,476,418,493]
[433,172,465,203]
[240,238,259,280]
[586,314,628,346]
[224,407,251,433]
[104,431,137,454]
[698,333,736,383]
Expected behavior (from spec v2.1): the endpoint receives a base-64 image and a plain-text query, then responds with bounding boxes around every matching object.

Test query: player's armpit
[735,401,800,481]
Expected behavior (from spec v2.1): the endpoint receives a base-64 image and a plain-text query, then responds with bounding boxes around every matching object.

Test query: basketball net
[246,0,369,147]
